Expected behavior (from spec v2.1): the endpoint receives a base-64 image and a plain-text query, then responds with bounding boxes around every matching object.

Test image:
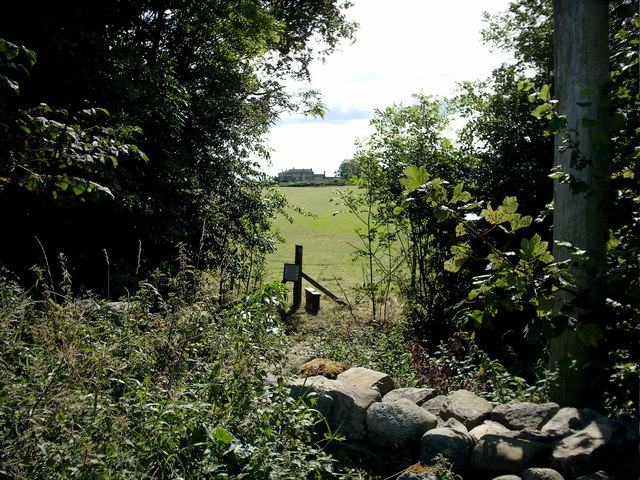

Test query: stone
[297,358,347,379]
[550,418,623,479]
[470,434,552,474]
[540,407,604,440]
[286,353,315,370]
[443,389,494,430]
[492,401,560,431]
[420,427,474,467]
[366,399,438,449]
[443,417,468,433]
[337,367,395,396]
[491,476,522,480]
[469,420,512,442]
[575,472,617,480]
[289,375,336,417]
[330,385,381,440]
[289,375,381,440]
[522,468,565,480]
[383,387,439,405]
[422,395,449,418]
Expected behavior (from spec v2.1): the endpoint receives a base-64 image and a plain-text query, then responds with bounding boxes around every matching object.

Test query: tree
[549,0,610,407]
[346,95,472,344]
[335,157,361,180]
[0,1,355,296]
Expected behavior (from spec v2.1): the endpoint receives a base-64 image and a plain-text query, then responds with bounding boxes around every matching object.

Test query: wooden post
[305,287,321,314]
[292,245,303,310]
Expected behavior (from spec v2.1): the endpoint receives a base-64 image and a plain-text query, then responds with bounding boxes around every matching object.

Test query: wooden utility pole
[550,0,609,407]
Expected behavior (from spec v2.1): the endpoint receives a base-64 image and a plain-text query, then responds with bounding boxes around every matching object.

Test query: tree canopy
[0,0,356,296]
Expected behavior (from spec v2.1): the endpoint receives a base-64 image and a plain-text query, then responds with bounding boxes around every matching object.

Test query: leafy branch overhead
[0,39,147,199]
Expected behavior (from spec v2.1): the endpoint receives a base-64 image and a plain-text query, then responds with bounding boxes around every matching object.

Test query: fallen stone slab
[442,389,494,430]
[420,427,474,468]
[470,434,551,474]
[337,367,395,396]
[383,387,439,405]
[492,401,559,431]
[367,398,437,449]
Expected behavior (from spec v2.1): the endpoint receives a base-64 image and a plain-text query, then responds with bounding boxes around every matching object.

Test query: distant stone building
[277,168,326,183]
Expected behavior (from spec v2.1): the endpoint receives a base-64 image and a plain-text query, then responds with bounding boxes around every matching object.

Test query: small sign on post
[283,263,301,282]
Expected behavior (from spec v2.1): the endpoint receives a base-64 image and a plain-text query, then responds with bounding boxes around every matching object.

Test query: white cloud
[261,0,513,177]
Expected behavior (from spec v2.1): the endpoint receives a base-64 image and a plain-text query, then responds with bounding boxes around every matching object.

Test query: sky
[261,0,514,177]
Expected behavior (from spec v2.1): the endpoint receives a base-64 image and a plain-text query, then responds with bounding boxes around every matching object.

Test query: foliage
[297,307,418,388]
[334,157,361,180]
[409,332,552,404]
[0,271,350,479]
[345,95,471,345]
[0,39,146,199]
[0,1,356,297]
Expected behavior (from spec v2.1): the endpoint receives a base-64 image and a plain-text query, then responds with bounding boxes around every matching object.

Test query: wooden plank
[301,271,345,305]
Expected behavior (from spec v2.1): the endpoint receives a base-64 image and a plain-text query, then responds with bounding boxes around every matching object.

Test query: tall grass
[0,271,342,479]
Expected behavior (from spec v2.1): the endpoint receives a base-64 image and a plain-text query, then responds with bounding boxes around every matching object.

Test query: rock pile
[286,364,639,480]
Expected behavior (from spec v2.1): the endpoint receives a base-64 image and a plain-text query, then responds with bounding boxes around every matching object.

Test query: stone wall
[283,363,639,480]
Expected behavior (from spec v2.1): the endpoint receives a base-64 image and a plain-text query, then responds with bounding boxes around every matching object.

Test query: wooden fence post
[292,245,303,310]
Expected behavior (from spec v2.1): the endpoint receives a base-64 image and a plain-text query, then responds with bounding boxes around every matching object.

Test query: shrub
[0,276,341,479]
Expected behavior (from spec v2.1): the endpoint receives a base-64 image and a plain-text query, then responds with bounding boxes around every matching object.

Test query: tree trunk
[550,0,609,407]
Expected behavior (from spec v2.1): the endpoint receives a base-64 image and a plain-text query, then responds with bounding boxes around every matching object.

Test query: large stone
[420,427,474,467]
[367,399,438,449]
[491,477,522,480]
[492,401,560,431]
[540,407,604,440]
[289,375,336,417]
[550,418,622,479]
[337,367,395,396]
[383,387,439,406]
[422,395,449,418]
[469,420,512,442]
[470,434,552,474]
[522,468,565,480]
[289,375,381,440]
[443,389,494,429]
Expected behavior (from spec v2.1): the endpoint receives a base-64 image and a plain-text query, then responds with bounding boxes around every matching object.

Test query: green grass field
[264,185,367,295]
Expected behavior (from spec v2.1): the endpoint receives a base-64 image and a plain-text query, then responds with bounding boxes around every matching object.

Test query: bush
[0,276,340,479]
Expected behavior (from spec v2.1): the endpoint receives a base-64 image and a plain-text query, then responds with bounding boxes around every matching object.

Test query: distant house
[277,168,326,183]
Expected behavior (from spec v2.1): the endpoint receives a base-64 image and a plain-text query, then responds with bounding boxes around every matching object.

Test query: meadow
[264,185,366,296]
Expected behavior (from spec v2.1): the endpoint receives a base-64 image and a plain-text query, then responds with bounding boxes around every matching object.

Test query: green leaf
[212,427,234,444]
[509,215,532,232]
[400,165,430,192]
[539,84,551,101]
[531,104,551,119]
